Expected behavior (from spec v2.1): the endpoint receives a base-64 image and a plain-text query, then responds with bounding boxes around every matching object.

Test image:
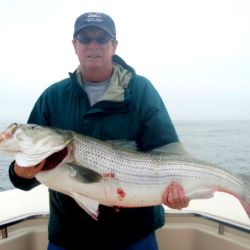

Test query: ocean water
[0,120,249,191]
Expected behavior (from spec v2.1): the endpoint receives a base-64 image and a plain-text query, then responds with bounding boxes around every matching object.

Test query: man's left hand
[162,181,190,209]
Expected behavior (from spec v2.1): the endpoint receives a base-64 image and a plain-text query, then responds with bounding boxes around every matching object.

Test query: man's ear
[72,39,78,54]
[112,40,118,55]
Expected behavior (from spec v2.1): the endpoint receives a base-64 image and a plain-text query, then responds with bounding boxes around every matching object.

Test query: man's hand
[162,181,190,209]
[14,160,46,179]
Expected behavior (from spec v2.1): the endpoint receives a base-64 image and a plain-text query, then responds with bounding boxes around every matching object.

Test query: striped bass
[0,123,250,220]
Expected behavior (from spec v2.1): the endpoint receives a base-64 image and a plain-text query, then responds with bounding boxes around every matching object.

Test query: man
[9,12,189,250]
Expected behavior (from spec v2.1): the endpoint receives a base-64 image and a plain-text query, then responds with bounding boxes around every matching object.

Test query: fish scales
[72,135,158,181]
[71,134,242,190]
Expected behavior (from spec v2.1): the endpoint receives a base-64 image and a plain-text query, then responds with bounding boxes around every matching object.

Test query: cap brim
[74,24,115,38]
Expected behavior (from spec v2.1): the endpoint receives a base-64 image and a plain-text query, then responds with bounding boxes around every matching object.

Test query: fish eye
[28,124,37,130]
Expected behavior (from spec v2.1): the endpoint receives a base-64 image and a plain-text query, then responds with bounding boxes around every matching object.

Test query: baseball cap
[73,12,116,39]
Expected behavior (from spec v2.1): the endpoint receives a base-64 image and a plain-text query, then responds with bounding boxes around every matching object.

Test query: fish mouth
[0,123,18,143]
[41,147,68,171]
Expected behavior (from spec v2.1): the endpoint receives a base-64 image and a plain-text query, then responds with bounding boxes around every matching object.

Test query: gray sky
[0,0,250,122]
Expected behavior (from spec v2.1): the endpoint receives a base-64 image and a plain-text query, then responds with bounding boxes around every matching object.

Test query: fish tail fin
[239,174,250,219]
[239,199,250,220]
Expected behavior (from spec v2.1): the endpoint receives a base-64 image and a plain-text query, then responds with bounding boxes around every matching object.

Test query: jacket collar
[75,57,132,103]
[70,55,134,113]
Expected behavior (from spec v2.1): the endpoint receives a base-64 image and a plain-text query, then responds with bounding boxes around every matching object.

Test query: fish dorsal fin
[71,193,99,220]
[106,141,191,157]
[106,140,138,151]
[151,142,190,156]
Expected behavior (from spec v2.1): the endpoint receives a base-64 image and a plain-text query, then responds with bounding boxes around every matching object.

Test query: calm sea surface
[0,120,250,191]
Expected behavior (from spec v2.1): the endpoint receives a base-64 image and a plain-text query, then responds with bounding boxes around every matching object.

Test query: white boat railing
[166,212,250,234]
[0,212,49,239]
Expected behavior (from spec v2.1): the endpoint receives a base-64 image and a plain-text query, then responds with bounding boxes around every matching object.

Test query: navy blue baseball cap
[73,12,116,39]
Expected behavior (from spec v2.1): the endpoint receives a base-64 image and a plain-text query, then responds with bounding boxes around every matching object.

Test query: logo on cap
[86,12,104,23]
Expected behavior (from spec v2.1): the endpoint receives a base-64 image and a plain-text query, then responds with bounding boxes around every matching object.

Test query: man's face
[73,27,117,73]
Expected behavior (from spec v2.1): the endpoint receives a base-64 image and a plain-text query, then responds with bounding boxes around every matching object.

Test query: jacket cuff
[9,161,40,191]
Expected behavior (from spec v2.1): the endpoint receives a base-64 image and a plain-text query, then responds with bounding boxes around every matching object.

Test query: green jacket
[9,55,179,249]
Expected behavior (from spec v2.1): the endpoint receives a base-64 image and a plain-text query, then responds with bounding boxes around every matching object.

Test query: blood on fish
[103,172,115,178]
[117,188,126,199]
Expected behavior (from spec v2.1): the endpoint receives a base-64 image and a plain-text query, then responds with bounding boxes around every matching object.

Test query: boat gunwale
[0,213,48,239]
[166,211,250,233]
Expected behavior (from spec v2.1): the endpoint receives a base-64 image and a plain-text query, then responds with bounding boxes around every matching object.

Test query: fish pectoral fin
[186,188,215,200]
[67,164,102,183]
[71,192,99,220]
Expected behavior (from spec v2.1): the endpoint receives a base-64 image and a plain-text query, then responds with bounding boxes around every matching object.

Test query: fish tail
[239,199,250,220]
[239,174,250,219]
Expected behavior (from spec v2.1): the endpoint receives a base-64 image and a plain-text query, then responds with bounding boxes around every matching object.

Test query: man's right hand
[14,160,46,179]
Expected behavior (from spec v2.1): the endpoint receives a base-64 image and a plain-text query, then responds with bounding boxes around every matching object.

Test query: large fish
[0,123,250,220]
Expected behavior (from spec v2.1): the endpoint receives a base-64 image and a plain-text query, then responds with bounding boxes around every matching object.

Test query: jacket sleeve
[136,76,179,151]
[8,91,50,191]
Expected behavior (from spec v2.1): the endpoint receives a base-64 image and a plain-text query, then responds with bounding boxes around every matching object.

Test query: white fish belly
[36,163,165,207]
